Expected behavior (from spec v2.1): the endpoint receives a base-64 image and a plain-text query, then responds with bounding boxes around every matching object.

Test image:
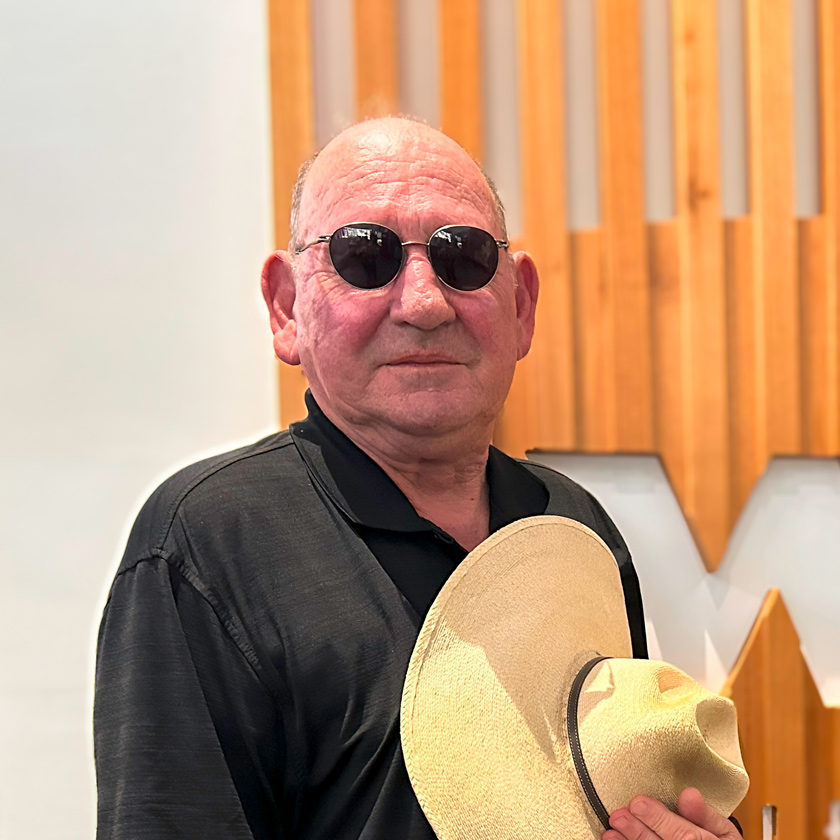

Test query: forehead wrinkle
[297,126,500,240]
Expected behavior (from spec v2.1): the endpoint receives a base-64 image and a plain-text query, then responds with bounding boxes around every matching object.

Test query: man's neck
[323,411,494,551]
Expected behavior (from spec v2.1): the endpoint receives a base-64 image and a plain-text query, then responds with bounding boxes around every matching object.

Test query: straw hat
[400,516,749,839]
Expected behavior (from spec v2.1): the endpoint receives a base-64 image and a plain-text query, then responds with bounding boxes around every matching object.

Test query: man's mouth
[386,353,461,366]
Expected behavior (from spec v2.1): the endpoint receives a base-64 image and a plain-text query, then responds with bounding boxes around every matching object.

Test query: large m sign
[531,453,840,840]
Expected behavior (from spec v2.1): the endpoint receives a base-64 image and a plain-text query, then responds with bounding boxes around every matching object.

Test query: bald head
[289,118,506,250]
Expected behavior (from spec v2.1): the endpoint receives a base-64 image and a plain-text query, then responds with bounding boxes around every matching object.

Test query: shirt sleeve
[94,556,288,840]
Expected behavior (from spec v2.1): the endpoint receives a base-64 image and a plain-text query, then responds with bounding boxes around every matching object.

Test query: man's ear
[511,250,539,360]
[261,251,300,366]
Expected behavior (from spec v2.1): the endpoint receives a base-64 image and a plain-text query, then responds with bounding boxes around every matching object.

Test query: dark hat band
[567,656,611,830]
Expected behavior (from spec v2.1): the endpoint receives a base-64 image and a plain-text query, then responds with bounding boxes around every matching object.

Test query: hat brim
[401,515,633,840]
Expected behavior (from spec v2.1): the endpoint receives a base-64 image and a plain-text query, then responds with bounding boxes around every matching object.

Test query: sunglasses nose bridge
[390,246,456,329]
[396,240,438,281]
[399,243,445,286]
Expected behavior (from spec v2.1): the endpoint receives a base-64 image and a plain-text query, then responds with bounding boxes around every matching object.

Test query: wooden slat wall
[800,217,832,453]
[266,6,840,832]
[439,0,482,160]
[745,0,801,461]
[817,0,840,456]
[267,0,312,428]
[354,0,398,118]
[649,221,685,501]
[725,218,760,520]
[671,1,730,565]
[571,229,612,452]
[595,0,653,451]
[723,590,840,840]
[271,0,840,562]
[517,0,574,450]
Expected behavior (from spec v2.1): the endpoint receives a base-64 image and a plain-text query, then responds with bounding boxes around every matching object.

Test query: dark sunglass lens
[429,226,499,291]
[328,224,402,289]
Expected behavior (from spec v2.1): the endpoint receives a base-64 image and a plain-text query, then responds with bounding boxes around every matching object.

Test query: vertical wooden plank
[804,661,839,840]
[831,707,840,807]
[439,0,482,159]
[267,0,314,249]
[723,591,809,840]
[648,221,686,502]
[799,217,834,454]
[497,235,538,458]
[267,0,315,428]
[817,0,840,454]
[671,0,730,568]
[725,218,761,521]
[570,230,613,451]
[517,0,574,449]
[496,360,534,459]
[758,594,808,840]
[722,603,766,840]
[596,0,653,451]
[745,0,801,457]
[354,0,398,119]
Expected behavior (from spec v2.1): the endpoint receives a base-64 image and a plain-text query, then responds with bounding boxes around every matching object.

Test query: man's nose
[390,247,456,330]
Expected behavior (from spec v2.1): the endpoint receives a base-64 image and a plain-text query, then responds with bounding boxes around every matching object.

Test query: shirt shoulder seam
[153,432,295,550]
[110,552,291,708]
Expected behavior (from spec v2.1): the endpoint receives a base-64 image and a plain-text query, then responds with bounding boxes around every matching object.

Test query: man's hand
[603,788,741,840]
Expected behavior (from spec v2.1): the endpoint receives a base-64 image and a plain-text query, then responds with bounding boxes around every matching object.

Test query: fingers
[604,793,740,840]
[677,788,741,839]
[604,806,660,840]
[607,797,706,840]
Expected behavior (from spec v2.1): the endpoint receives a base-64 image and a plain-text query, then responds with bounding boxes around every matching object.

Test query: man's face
[281,124,537,443]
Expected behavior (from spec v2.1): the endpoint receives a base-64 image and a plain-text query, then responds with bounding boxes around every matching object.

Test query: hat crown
[577,659,749,817]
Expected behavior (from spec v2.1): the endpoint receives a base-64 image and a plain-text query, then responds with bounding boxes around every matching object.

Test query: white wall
[530,454,840,706]
[0,1,276,837]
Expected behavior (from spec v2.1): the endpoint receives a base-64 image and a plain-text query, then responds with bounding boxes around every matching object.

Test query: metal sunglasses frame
[293,223,509,291]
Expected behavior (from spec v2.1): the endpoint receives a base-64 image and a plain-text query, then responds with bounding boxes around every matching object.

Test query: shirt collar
[290,391,548,536]
[291,392,426,531]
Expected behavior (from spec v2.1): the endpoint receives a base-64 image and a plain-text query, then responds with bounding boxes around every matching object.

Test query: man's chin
[370,395,497,441]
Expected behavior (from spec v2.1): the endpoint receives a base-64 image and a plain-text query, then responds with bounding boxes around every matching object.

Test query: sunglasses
[294,223,509,291]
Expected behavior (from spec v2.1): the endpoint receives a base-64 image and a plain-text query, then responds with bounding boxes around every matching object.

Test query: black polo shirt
[95,397,647,840]
[290,392,550,618]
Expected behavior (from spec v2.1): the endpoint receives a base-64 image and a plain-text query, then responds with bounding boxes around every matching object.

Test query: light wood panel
[495,361,533,459]
[571,230,613,451]
[649,221,686,502]
[267,0,313,249]
[817,0,840,454]
[517,0,574,449]
[745,0,801,458]
[725,218,761,522]
[439,0,482,160]
[805,657,840,840]
[354,0,398,119]
[495,238,536,459]
[268,0,840,564]
[799,217,834,454]
[267,0,313,428]
[723,590,832,840]
[671,0,730,568]
[596,0,653,451]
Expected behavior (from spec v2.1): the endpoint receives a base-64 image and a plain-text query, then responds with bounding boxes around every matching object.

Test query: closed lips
[387,355,461,365]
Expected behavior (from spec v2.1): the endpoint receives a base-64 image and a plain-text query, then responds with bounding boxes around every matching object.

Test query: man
[95,118,739,840]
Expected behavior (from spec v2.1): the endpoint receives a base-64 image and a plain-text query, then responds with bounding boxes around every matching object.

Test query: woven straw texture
[400,516,748,839]
[578,659,748,817]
